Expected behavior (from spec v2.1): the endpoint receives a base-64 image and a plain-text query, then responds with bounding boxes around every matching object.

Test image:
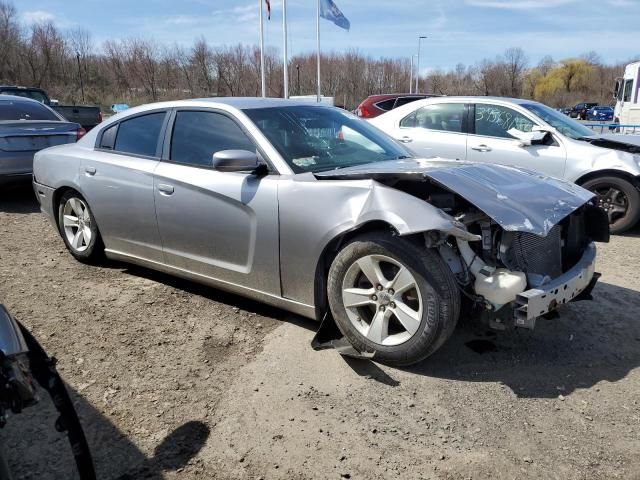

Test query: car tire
[581,176,640,234]
[327,233,460,367]
[57,190,104,263]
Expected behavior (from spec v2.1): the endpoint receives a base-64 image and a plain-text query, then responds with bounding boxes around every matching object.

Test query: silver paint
[33,98,597,322]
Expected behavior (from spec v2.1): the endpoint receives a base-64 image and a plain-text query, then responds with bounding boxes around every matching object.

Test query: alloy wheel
[341,254,423,346]
[593,185,628,224]
[62,197,92,252]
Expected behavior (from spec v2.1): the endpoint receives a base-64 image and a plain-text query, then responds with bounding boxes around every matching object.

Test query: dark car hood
[580,136,640,154]
[314,158,595,236]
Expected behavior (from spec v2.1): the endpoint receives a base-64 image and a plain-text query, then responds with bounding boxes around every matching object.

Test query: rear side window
[375,99,396,111]
[114,112,166,157]
[0,100,59,121]
[99,124,118,149]
[394,96,424,108]
[400,103,465,133]
[170,111,255,167]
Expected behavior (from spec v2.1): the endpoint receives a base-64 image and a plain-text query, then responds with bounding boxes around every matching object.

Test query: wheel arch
[312,220,429,321]
[575,169,640,190]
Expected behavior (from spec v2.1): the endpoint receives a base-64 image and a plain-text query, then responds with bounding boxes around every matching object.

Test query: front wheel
[581,176,640,234]
[57,190,104,263]
[327,233,460,367]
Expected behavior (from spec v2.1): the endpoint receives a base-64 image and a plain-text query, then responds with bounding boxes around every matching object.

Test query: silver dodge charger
[32,98,609,366]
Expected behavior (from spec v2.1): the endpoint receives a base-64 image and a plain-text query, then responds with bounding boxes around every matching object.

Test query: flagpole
[259,0,266,97]
[316,0,321,102]
[282,0,289,99]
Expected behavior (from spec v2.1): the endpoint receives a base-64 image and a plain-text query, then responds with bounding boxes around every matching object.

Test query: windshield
[243,105,412,173]
[522,103,595,140]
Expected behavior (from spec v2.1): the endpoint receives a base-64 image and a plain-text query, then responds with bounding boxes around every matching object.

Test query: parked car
[370,96,640,233]
[0,86,102,131]
[356,94,437,119]
[0,95,84,184]
[33,98,608,366]
[567,102,598,120]
[0,304,95,479]
[586,105,614,122]
[560,107,572,116]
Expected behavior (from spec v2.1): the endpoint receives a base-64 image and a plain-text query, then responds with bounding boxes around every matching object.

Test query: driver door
[467,103,567,179]
[153,109,281,295]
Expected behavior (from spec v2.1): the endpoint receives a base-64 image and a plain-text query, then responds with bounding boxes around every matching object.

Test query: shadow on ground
[399,281,640,398]
[0,183,39,214]
[2,376,209,480]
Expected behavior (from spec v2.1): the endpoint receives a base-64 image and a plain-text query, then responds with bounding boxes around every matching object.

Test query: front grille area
[501,225,563,279]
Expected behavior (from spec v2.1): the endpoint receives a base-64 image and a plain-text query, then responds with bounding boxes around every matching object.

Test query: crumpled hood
[314,158,595,236]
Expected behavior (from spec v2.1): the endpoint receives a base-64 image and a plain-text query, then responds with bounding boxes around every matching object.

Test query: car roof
[188,97,323,109]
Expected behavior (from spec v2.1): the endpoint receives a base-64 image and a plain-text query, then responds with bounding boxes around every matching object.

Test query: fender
[277,175,476,307]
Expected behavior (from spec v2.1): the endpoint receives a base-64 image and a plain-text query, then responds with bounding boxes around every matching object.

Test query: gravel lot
[1,183,639,480]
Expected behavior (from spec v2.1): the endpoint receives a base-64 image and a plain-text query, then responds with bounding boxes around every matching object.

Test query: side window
[375,99,396,112]
[99,124,117,149]
[170,111,255,167]
[623,79,633,102]
[114,112,166,157]
[474,104,535,139]
[400,103,465,133]
[393,96,424,108]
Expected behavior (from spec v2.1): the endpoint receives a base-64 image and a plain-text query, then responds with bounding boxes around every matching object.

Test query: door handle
[84,166,96,176]
[398,136,413,143]
[158,184,174,195]
[471,144,492,152]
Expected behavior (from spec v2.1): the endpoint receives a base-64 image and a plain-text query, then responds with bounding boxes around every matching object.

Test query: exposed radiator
[500,225,563,280]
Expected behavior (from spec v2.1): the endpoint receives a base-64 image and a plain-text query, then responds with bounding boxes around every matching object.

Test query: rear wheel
[581,176,640,234]
[327,233,460,366]
[57,190,104,263]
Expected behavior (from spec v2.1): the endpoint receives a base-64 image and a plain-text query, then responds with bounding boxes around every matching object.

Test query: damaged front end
[442,202,607,330]
[316,158,610,331]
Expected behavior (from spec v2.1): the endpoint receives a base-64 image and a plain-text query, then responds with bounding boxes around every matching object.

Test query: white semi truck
[614,61,640,131]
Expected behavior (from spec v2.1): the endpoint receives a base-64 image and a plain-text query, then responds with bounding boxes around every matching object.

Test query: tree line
[0,1,635,111]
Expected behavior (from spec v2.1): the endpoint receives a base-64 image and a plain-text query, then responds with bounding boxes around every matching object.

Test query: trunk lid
[0,121,79,152]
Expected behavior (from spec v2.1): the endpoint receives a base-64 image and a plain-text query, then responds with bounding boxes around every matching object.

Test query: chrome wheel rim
[341,254,423,347]
[593,185,628,224]
[62,197,92,252]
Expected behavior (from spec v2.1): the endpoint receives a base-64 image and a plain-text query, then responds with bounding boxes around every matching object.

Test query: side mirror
[508,128,548,146]
[212,150,260,173]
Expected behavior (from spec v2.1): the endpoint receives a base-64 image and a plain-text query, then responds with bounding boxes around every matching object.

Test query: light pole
[409,55,414,93]
[415,35,426,94]
[76,52,85,103]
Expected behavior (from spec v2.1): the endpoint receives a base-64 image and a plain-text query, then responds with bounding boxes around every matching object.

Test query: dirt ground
[1,183,639,480]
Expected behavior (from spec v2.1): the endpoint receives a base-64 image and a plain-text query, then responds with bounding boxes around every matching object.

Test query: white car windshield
[244,105,412,173]
[522,103,595,140]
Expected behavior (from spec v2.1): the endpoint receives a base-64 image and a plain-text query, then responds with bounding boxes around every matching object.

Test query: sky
[14,0,640,73]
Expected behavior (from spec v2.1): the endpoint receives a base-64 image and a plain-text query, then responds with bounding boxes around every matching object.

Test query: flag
[265,0,271,20]
[320,0,350,31]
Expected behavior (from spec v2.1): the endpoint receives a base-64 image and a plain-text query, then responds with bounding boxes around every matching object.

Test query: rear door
[393,102,468,160]
[79,110,168,262]
[153,108,281,295]
[467,103,567,179]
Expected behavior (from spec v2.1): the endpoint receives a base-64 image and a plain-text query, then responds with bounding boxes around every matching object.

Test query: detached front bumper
[514,242,598,329]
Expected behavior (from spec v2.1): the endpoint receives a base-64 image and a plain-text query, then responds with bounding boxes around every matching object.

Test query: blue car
[586,106,614,122]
